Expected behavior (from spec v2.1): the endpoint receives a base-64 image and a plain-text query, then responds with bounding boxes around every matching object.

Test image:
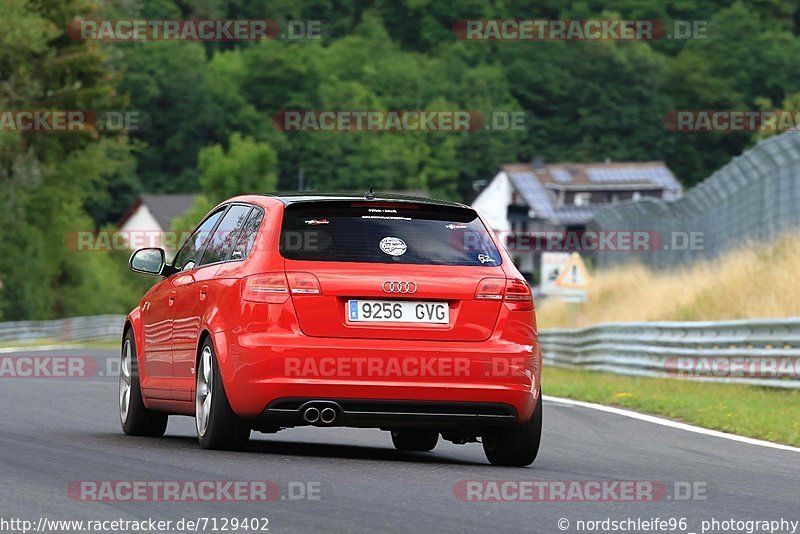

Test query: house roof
[502,160,681,225]
[502,161,681,192]
[118,194,199,230]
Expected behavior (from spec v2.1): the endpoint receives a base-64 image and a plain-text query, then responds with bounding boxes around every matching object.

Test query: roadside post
[541,252,591,327]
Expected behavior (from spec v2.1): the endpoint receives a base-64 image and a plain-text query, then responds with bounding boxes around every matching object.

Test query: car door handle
[169,290,177,306]
[199,285,209,300]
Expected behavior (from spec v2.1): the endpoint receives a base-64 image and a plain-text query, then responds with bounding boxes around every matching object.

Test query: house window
[574,192,591,207]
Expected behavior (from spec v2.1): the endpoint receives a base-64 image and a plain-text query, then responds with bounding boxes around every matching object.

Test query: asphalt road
[1,347,798,534]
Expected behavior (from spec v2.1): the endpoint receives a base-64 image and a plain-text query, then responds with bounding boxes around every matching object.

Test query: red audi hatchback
[121,193,542,466]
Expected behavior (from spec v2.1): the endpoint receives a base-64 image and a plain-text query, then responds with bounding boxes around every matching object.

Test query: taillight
[242,273,289,303]
[475,278,505,300]
[475,277,533,311]
[504,278,533,311]
[287,272,322,295]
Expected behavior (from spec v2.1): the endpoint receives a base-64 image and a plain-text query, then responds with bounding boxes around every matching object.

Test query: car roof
[261,192,468,209]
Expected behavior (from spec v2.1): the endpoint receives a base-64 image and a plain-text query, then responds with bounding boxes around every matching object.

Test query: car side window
[198,205,253,266]
[173,208,226,271]
[230,208,264,261]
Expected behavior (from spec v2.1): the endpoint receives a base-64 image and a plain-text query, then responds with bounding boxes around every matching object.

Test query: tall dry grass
[536,233,800,328]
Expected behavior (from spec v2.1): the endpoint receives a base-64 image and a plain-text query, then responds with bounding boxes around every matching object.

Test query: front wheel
[482,394,542,467]
[195,340,250,450]
[119,330,168,437]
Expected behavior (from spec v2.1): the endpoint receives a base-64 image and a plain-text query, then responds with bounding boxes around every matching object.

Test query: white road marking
[544,395,800,453]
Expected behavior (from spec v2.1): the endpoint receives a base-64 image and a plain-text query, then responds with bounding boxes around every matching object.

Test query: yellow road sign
[554,252,591,290]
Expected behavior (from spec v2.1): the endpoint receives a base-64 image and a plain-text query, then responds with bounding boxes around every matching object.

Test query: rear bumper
[216,330,540,426]
[259,398,518,431]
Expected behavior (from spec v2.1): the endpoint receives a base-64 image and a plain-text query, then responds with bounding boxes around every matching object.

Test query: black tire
[195,339,251,451]
[482,394,542,467]
[119,330,168,437]
[391,430,439,452]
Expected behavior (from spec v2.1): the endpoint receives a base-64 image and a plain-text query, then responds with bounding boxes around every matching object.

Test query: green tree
[0,0,141,320]
[173,133,277,232]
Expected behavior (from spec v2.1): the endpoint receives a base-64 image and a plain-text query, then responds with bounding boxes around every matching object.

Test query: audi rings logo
[382,281,417,294]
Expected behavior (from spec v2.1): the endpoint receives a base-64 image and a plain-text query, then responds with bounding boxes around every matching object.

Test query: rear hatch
[280,200,506,341]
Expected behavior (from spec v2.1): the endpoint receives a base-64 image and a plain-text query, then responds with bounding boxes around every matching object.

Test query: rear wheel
[482,394,542,467]
[119,330,168,437]
[391,430,439,452]
[195,340,251,450]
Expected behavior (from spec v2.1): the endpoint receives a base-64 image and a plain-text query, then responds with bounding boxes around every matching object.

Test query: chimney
[531,155,545,170]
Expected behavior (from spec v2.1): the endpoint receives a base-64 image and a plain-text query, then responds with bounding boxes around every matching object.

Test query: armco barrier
[1,315,798,389]
[0,315,126,343]
[540,318,800,388]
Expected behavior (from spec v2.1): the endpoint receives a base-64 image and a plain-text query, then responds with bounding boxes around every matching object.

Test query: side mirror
[129,248,166,276]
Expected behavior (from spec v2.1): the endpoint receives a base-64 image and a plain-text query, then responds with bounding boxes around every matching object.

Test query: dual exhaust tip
[302,405,338,425]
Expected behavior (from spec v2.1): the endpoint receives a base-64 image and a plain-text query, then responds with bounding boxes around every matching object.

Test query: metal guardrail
[0,315,126,343]
[1,315,798,389]
[540,318,800,388]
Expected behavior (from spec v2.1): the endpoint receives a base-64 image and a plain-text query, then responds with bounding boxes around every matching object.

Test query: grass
[537,233,800,328]
[546,366,800,446]
[0,338,119,350]
[537,234,800,444]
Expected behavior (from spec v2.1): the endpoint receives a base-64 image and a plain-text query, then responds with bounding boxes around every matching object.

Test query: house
[472,160,682,278]
[117,194,199,251]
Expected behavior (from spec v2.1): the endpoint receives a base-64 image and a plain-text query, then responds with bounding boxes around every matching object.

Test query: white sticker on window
[379,237,407,256]
[478,254,497,264]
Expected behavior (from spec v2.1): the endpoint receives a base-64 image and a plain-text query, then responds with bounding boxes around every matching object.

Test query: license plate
[347,300,449,324]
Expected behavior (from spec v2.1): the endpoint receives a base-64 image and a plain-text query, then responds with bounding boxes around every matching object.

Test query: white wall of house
[471,171,512,232]
[118,205,166,250]
[515,250,535,274]
[472,171,539,276]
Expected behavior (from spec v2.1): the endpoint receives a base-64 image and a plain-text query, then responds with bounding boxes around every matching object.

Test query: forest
[2,0,800,319]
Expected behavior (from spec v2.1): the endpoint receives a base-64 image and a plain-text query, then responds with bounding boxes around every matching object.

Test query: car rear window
[279,201,502,266]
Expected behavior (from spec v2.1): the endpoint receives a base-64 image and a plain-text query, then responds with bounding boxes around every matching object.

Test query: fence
[539,318,800,388]
[0,315,126,343]
[590,131,800,269]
